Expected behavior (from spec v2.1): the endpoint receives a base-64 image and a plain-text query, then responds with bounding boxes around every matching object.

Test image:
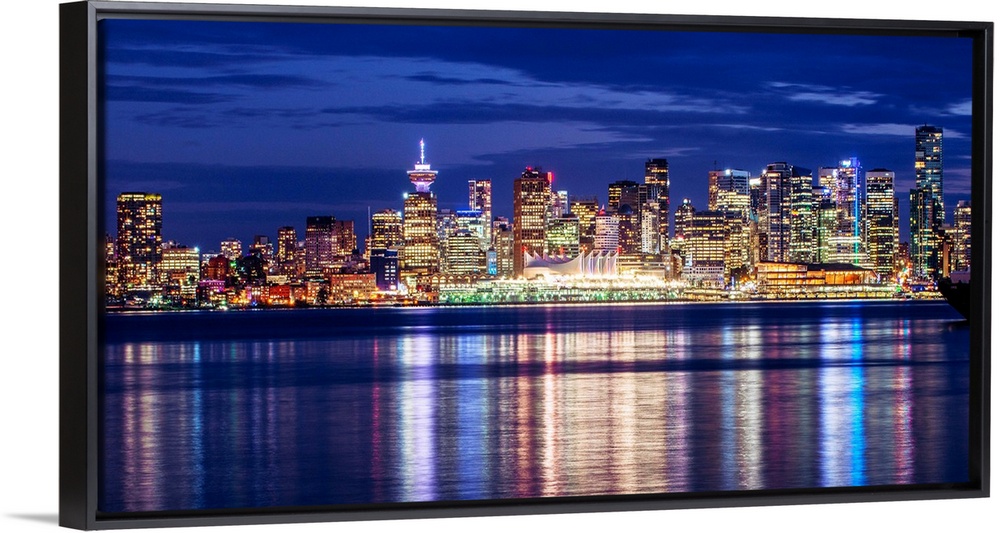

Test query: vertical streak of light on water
[397,334,437,502]
[893,320,915,484]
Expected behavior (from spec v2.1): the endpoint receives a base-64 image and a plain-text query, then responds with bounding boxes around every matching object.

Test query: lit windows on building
[865,169,898,281]
[513,167,551,276]
[115,192,163,291]
[546,214,581,258]
[403,140,440,276]
[468,179,492,246]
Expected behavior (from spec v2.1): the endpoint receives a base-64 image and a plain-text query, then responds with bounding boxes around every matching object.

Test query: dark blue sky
[100,18,974,251]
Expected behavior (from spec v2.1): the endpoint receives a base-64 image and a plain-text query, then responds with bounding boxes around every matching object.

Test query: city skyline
[101,19,974,250]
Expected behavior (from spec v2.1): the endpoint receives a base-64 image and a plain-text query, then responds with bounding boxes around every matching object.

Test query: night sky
[100,18,974,251]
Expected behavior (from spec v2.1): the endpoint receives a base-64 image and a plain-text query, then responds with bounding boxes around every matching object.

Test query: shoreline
[105,294,945,313]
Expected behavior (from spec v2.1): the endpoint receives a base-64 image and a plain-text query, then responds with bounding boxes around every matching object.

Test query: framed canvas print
[59,0,991,530]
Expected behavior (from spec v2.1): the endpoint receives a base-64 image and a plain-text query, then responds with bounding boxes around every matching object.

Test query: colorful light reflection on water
[100,301,969,513]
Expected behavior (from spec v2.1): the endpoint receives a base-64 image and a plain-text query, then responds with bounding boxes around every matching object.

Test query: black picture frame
[59,1,992,530]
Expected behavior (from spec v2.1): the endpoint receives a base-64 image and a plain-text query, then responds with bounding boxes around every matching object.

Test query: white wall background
[2,1,994,532]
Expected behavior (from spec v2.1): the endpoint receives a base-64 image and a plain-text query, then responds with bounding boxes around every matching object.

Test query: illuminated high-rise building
[403,139,440,275]
[444,230,486,275]
[910,125,944,279]
[813,186,837,263]
[608,180,640,213]
[493,222,515,278]
[683,210,727,286]
[456,210,487,252]
[789,167,815,264]
[160,243,201,300]
[916,125,944,226]
[371,209,403,251]
[513,167,551,276]
[820,158,866,265]
[640,199,661,254]
[645,158,670,246]
[115,192,163,290]
[546,214,580,257]
[570,197,599,254]
[953,200,972,272]
[277,226,297,263]
[551,187,569,218]
[761,164,790,262]
[468,179,492,246]
[594,209,620,252]
[220,238,242,261]
[304,216,356,274]
[865,169,898,281]
[710,168,753,271]
[616,205,641,255]
[104,234,119,298]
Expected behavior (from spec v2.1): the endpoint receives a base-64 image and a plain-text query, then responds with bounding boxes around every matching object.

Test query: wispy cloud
[768,82,880,106]
[841,123,966,138]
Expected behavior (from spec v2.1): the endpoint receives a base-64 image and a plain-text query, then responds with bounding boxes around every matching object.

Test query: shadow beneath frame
[6,513,60,525]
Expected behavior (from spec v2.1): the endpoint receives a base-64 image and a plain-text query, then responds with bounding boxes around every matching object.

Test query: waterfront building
[403,140,440,275]
[468,179,492,246]
[115,192,163,291]
[220,238,242,261]
[546,213,581,257]
[327,273,377,304]
[710,169,753,275]
[910,125,944,280]
[161,243,201,301]
[673,198,696,259]
[682,210,728,287]
[522,249,619,278]
[369,248,399,290]
[755,261,881,295]
[865,169,899,281]
[513,167,551,276]
[953,200,972,272]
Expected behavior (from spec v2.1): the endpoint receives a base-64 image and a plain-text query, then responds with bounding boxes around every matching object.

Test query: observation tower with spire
[407,139,438,193]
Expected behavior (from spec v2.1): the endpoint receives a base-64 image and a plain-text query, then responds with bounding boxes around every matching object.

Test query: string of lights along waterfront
[106,126,971,309]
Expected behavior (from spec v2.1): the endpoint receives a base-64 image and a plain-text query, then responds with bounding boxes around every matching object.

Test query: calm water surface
[99,300,970,513]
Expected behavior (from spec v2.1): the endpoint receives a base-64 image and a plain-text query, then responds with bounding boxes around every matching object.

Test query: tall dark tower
[644,158,670,248]
[910,125,944,279]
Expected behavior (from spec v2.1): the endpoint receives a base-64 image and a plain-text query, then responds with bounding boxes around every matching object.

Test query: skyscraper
[570,197,599,254]
[370,209,404,251]
[115,192,163,290]
[820,158,866,266]
[402,140,440,275]
[761,163,811,263]
[953,200,972,272]
[865,169,898,280]
[608,180,640,213]
[644,158,670,247]
[468,179,492,246]
[910,125,944,279]
[513,167,551,276]
[546,213,581,257]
